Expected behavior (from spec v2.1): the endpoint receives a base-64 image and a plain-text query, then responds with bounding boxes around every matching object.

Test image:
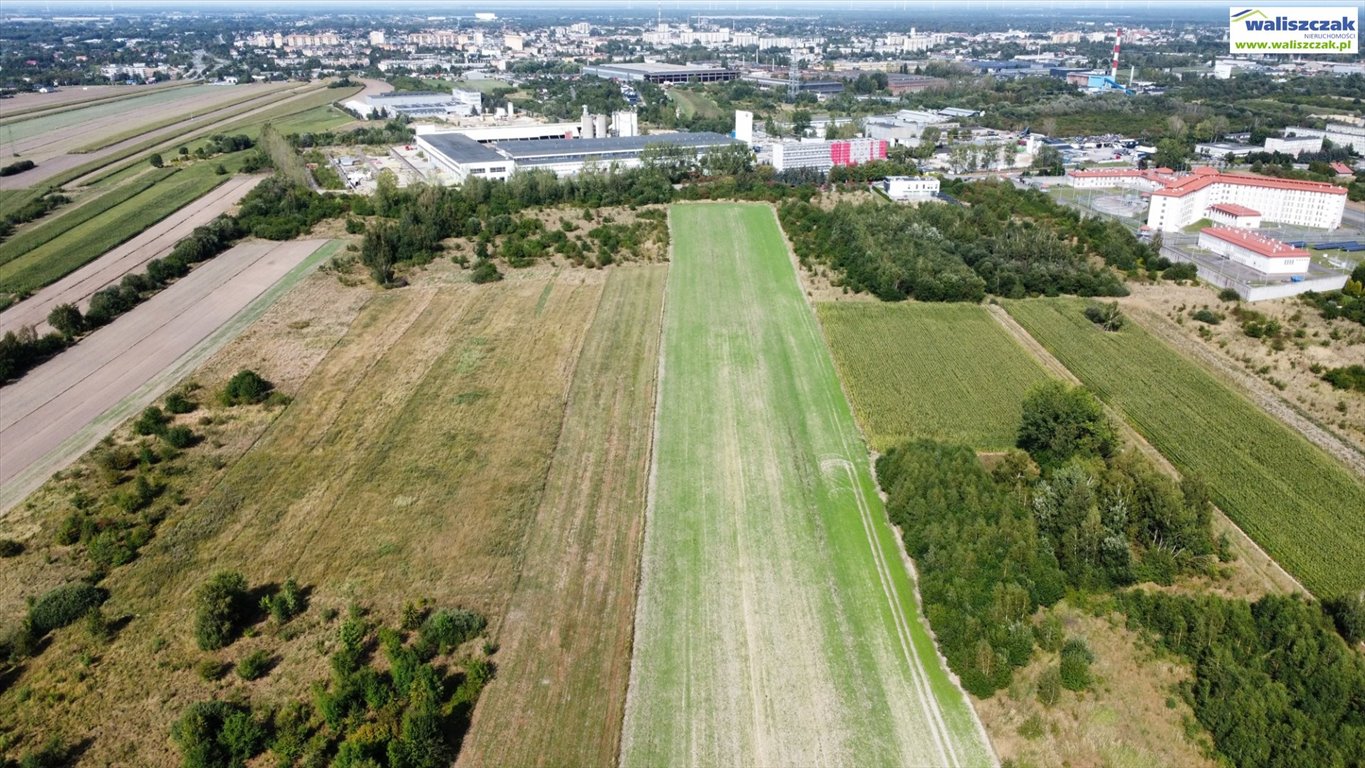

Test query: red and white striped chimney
[1110,28,1123,79]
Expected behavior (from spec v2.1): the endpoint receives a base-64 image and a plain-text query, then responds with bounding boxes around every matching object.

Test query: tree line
[779,181,1139,303]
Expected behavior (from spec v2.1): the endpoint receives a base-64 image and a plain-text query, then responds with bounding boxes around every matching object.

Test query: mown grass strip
[1005,297,1365,597]
[0,164,231,296]
[818,301,1052,452]
[0,168,179,267]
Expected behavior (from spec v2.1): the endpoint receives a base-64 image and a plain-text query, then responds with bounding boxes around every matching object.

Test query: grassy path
[621,203,993,767]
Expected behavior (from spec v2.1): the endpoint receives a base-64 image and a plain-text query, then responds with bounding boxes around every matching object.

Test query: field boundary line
[987,303,1307,597]
[617,215,674,768]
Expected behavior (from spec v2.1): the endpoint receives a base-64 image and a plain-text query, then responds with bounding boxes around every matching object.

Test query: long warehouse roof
[494,132,735,159]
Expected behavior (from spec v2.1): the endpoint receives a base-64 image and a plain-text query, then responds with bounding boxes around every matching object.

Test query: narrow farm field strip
[0,175,265,335]
[1005,297,1365,597]
[460,265,667,768]
[818,301,1052,452]
[0,167,180,268]
[621,203,992,767]
[0,81,197,124]
[0,164,232,296]
[0,239,331,507]
[0,84,230,144]
[70,86,288,153]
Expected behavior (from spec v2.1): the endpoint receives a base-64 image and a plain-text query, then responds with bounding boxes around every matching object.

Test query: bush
[235,649,272,680]
[1058,638,1093,691]
[170,700,265,768]
[1017,382,1117,469]
[133,406,170,436]
[1191,308,1222,325]
[1036,666,1063,707]
[220,369,274,406]
[1322,364,1365,393]
[0,538,23,557]
[197,658,230,681]
[1163,262,1198,281]
[47,303,84,338]
[1083,301,1125,331]
[194,571,252,651]
[470,258,503,284]
[165,391,198,414]
[261,578,307,624]
[1324,591,1365,644]
[29,582,107,636]
[0,159,37,177]
[163,425,198,449]
[417,608,486,657]
[1218,287,1241,302]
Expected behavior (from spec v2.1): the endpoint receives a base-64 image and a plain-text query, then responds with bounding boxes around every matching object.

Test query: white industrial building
[881,176,940,200]
[417,130,737,182]
[1198,227,1311,275]
[346,88,483,119]
[1145,167,1347,232]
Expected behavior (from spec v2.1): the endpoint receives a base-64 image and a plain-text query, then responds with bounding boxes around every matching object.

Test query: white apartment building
[1145,167,1347,232]
[1280,123,1365,154]
[1198,227,1311,275]
[1264,134,1323,156]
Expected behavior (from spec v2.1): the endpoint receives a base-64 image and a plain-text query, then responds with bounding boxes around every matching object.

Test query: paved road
[0,239,328,509]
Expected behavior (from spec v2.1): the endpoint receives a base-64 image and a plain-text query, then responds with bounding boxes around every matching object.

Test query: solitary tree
[47,303,84,338]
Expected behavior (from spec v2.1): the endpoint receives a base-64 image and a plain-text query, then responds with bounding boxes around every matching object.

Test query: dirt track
[0,175,264,335]
[0,239,328,510]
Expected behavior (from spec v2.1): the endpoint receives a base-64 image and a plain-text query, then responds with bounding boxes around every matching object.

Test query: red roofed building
[1331,161,1355,178]
[1065,167,1179,192]
[1146,166,1347,232]
[1206,203,1262,229]
[1197,227,1311,275]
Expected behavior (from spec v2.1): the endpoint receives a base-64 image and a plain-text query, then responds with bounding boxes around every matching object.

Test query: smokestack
[581,105,593,138]
[1111,28,1122,79]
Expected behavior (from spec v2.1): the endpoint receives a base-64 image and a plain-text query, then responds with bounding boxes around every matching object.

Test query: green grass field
[0,161,234,296]
[666,89,722,119]
[1005,297,1365,597]
[818,302,1052,452]
[0,167,178,267]
[621,204,991,767]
